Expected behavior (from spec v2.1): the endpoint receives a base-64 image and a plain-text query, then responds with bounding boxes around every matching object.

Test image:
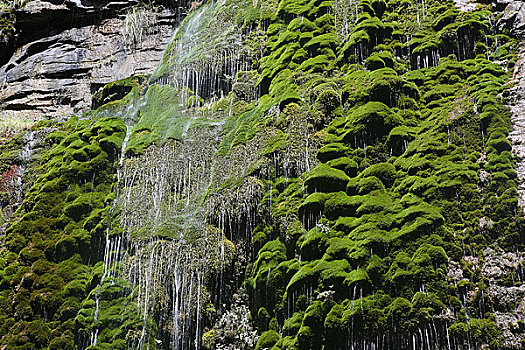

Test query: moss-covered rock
[305,164,351,193]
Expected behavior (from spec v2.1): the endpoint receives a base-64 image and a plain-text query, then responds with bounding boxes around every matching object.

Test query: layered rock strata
[0,0,180,119]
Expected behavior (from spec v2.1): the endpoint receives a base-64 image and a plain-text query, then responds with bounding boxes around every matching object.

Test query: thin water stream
[89,2,254,349]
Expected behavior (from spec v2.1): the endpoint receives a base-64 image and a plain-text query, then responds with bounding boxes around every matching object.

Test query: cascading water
[112,119,237,350]
[333,0,359,41]
[86,2,262,349]
[150,0,251,105]
[14,130,36,204]
[0,129,37,234]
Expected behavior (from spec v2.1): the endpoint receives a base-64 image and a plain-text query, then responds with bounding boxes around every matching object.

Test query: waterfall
[116,122,228,347]
[87,123,232,349]
[13,130,36,205]
[150,1,250,106]
[81,0,309,347]
[88,0,256,341]
[334,0,359,41]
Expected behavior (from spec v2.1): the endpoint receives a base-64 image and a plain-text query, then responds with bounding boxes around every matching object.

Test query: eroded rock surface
[449,248,525,348]
[508,43,525,209]
[499,0,525,39]
[484,0,525,345]
[453,0,478,12]
[0,0,180,119]
[483,248,525,348]
[203,291,258,350]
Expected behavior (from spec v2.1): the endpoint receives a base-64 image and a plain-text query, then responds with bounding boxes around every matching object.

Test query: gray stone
[448,246,525,349]
[0,0,180,119]
[500,0,525,38]
[508,42,525,210]
[205,290,258,350]
[482,248,525,348]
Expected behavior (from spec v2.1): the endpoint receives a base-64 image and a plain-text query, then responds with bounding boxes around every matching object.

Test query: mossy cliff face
[0,0,524,349]
[245,0,523,349]
[0,116,127,349]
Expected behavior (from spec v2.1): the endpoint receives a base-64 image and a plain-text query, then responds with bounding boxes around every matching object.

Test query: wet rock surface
[449,248,525,348]
[483,248,525,348]
[504,15,525,348]
[453,0,478,12]
[0,0,180,119]
[0,126,53,236]
[498,0,525,39]
[203,291,258,350]
[508,43,525,209]
[487,0,525,346]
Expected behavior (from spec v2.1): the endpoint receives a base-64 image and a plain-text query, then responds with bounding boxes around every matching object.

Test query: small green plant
[120,6,157,46]
[0,112,40,140]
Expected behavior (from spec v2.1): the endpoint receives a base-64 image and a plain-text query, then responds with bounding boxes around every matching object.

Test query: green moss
[326,157,358,176]
[202,329,218,349]
[298,228,328,260]
[356,192,392,215]
[317,143,349,162]
[0,116,127,348]
[255,330,281,350]
[92,76,145,110]
[360,162,397,187]
[344,101,402,141]
[305,164,351,193]
[347,176,385,195]
[324,192,363,219]
[365,53,386,70]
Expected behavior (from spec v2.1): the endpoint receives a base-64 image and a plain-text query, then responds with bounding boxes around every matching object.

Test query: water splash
[334,0,359,41]
[150,1,252,105]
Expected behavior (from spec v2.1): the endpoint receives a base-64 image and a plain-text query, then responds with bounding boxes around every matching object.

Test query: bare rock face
[0,0,181,119]
[202,291,258,350]
[493,1,525,347]
[453,0,478,13]
[508,43,525,209]
[504,31,525,350]
[499,0,525,39]
[448,249,525,349]
[482,248,525,349]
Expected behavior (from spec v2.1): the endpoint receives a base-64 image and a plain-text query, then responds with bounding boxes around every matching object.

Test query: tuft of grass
[120,6,157,46]
[0,113,40,141]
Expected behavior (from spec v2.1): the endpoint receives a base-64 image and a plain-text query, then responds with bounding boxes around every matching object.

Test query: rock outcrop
[202,291,259,350]
[508,43,525,208]
[449,249,525,349]
[0,0,181,119]
[499,0,525,39]
[455,0,525,347]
